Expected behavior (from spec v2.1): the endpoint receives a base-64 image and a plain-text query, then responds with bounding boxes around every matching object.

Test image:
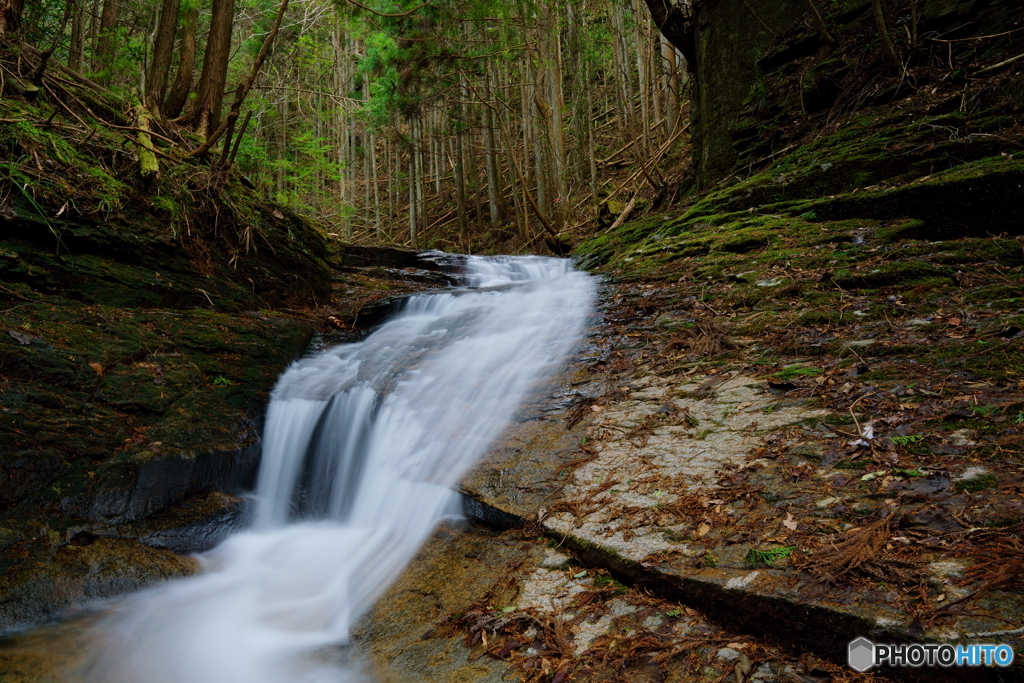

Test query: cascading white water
[72,254,596,683]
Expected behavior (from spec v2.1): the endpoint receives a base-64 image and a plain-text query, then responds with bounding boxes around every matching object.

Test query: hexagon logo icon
[848,637,875,672]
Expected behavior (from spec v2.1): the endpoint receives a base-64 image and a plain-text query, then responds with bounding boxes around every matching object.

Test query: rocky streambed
[0,237,449,636]
[359,274,1024,683]
[2,248,1023,683]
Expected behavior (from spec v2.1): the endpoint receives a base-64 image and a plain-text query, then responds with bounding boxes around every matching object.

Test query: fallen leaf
[8,329,32,345]
[88,363,104,378]
[590,404,604,412]
[782,512,798,530]
[726,642,748,649]
[734,653,752,683]
[695,522,711,537]
[948,317,962,326]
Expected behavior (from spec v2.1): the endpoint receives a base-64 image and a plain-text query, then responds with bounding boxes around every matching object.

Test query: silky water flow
[69,254,596,683]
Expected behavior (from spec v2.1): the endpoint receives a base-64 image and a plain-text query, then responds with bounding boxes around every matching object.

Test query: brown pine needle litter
[663,318,739,356]
[797,515,923,584]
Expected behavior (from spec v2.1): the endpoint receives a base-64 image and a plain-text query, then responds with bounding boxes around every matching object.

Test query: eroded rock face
[0,302,315,632]
[689,0,804,187]
[0,538,200,634]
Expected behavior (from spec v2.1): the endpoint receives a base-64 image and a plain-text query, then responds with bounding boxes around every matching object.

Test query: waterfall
[74,254,596,683]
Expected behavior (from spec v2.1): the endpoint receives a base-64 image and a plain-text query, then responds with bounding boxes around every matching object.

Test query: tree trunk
[661,33,678,134]
[186,0,288,157]
[610,6,630,137]
[585,57,597,204]
[871,0,901,71]
[466,107,483,235]
[187,0,234,137]
[408,134,417,247]
[371,133,381,241]
[68,0,86,72]
[632,0,650,153]
[146,0,181,113]
[482,70,501,226]
[0,0,23,40]
[454,98,467,243]
[546,1,567,231]
[801,0,835,45]
[95,0,121,84]
[164,2,197,118]
[641,0,695,69]
[136,103,159,178]
[415,115,427,238]
[650,25,663,139]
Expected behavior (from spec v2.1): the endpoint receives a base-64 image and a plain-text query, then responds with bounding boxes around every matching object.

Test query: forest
[5,0,693,252]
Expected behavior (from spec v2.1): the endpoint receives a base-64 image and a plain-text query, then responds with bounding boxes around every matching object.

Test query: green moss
[775,366,822,380]
[834,460,868,470]
[591,575,627,594]
[955,475,998,493]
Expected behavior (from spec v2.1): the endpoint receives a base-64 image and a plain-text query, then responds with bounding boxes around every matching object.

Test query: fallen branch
[135,104,159,179]
[977,52,1024,74]
[800,0,835,45]
[608,194,638,231]
[602,122,690,206]
[930,559,1022,618]
[225,109,252,167]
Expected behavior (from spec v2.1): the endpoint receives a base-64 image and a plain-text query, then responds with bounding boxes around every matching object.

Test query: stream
[56,254,596,683]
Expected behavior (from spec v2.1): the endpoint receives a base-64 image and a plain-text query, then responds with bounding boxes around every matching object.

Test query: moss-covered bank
[0,95,334,631]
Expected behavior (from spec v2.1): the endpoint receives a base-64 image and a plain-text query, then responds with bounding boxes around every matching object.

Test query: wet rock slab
[353,522,843,683]
[460,313,1024,678]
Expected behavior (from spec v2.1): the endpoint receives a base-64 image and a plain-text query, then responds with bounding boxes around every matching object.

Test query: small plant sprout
[212,376,233,387]
[972,404,998,418]
[889,435,923,446]
[665,608,683,618]
[895,467,925,477]
[744,546,795,567]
